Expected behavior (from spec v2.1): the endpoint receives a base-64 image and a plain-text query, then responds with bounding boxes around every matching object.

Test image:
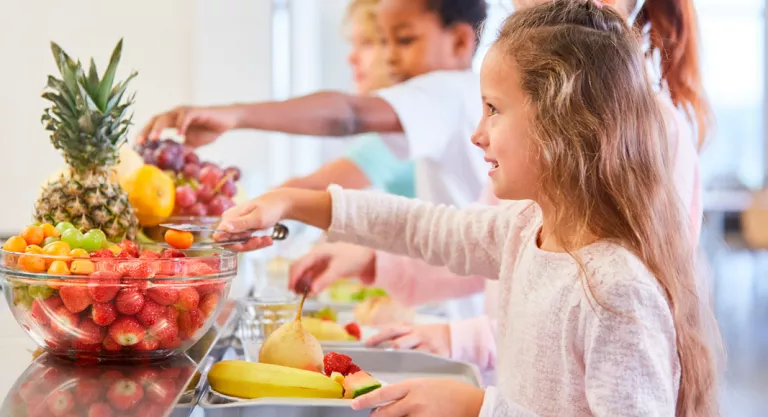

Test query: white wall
[0,0,275,236]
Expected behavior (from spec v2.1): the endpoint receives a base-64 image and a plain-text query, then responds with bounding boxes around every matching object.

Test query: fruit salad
[1,222,237,361]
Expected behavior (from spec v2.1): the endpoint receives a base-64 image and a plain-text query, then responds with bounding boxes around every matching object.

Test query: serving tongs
[160,223,289,248]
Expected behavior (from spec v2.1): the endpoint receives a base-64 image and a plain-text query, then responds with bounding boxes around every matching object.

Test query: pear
[258,288,324,373]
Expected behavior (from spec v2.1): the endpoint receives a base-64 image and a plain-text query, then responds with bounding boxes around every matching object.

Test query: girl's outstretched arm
[219,186,533,280]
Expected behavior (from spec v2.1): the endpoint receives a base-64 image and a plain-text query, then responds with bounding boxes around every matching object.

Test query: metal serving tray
[199,347,483,417]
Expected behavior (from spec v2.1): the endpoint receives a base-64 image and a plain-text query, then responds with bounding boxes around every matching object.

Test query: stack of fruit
[135,139,242,217]
[1,222,235,360]
[4,353,196,416]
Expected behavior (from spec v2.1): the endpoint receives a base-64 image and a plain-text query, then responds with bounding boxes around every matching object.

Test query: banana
[208,361,343,399]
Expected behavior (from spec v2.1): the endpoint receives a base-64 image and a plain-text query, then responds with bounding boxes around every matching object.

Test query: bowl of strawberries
[1,222,237,362]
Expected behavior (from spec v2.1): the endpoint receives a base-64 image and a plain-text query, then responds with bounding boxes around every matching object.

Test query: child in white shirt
[218,1,720,416]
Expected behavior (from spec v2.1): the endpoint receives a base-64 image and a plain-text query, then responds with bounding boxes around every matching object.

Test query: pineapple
[35,39,140,241]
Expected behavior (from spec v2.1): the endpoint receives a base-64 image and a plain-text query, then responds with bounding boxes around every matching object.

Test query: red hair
[634,0,712,149]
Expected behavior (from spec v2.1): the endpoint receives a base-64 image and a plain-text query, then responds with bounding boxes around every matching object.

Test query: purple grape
[224,167,242,182]
[200,166,223,187]
[197,183,215,203]
[220,179,237,198]
[175,185,196,209]
[184,202,208,217]
[154,146,183,171]
[207,195,235,216]
[183,150,200,165]
[141,148,156,165]
[182,163,201,180]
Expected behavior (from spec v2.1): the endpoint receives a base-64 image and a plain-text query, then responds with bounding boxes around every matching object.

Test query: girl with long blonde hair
[220,0,719,415]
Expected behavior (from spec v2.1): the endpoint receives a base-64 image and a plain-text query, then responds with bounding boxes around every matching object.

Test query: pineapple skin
[35,168,138,241]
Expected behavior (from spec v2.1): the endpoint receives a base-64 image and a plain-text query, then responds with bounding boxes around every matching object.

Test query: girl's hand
[217,191,293,252]
[137,105,242,147]
[365,324,451,357]
[351,378,485,417]
[288,242,376,294]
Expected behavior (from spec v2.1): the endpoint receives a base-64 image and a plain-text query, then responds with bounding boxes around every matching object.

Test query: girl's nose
[471,125,488,149]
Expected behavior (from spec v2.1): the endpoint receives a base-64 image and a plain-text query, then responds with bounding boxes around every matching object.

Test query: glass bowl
[0,244,237,362]
[1,352,197,416]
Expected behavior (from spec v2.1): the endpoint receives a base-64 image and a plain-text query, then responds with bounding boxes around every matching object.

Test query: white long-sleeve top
[325,185,679,417]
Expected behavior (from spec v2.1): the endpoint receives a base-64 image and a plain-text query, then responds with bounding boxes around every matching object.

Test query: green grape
[61,228,84,249]
[13,286,33,309]
[55,222,75,234]
[32,221,42,226]
[86,229,108,249]
[42,236,60,247]
[81,230,105,252]
[28,284,53,300]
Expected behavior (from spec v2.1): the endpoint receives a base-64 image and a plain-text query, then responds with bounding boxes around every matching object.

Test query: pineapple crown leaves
[41,39,138,171]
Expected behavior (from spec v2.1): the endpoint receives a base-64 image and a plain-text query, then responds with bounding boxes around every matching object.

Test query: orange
[123,165,175,226]
[20,226,45,246]
[18,254,46,273]
[41,223,60,238]
[70,259,95,275]
[3,236,28,253]
[48,260,70,276]
[43,241,71,257]
[165,229,194,249]
[69,248,89,258]
[25,245,43,254]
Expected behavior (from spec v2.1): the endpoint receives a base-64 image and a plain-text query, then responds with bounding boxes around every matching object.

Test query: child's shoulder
[581,242,669,312]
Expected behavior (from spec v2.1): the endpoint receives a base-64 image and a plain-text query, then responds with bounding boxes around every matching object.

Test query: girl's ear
[450,23,478,63]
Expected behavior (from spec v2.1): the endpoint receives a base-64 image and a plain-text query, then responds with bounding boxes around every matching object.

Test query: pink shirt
[366,94,700,373]
[327,186,679,416]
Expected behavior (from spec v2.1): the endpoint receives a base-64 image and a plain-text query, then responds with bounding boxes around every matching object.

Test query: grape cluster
[137,140,241,217]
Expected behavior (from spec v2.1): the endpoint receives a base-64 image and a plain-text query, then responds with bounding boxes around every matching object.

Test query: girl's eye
[486,103,499,115]
[396,36,416,46]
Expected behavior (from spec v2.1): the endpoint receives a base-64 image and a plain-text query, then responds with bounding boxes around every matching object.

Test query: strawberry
[147,317,179,343]
[115,289,145,315]
[174,287,199,311]
[187,262,215,277]
[100,370,124,383]
[118,240,140,258]
[136,300,165,327]
[132,369,160,386]
[108,317,145,346]
[102,336,123,352]
[344,322,361,340]
[106,379,144,411]
[75,378,103,405]
[146,378,176,405]
[159,335,182,350]
[139,250,160,259]
[161,248,185,258]
[164,305,180,321]
[134,335,160,351]
[178,308,204,340]
[90,249,114,259]
[46,389,75,416]
[92,302,117,326]
[87,402,114,417]
[133,402,164,416]
[30,297,63,326]
[115,250,133,260]
[88,271,121,303]
[50,306,79,336]
[59,285,92,314]
[157,260,181,276]
[76,318,105,345]
[199,293,220,318]
[146,286,179,306]
[345,364,361,375]
[160,367,183,380]
[322,352,353,376]
[123,262,156,279]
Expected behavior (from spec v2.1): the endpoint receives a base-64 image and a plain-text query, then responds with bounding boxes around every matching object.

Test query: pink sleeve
[326,186,532,279]
[449,315,497,371]
[371,184,500,306]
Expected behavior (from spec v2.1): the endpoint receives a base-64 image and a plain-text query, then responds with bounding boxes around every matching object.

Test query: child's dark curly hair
[428,0,488,42]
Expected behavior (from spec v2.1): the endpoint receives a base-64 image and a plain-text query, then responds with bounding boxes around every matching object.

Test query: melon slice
[342,371,381,399]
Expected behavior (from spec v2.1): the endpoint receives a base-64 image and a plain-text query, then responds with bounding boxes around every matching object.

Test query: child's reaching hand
[288,242,376,294]
[351,378,485,417]
[366,324,451,358]
[216,189,333,252]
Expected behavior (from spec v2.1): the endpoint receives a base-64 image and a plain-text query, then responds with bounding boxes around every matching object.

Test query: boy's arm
[234,92,403,136]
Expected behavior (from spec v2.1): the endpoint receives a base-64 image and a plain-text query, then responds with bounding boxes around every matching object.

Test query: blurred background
[0,0,767,415]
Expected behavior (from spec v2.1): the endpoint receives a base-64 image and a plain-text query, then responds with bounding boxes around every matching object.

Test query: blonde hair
[344,0,390,93]
[496,1,719,416]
